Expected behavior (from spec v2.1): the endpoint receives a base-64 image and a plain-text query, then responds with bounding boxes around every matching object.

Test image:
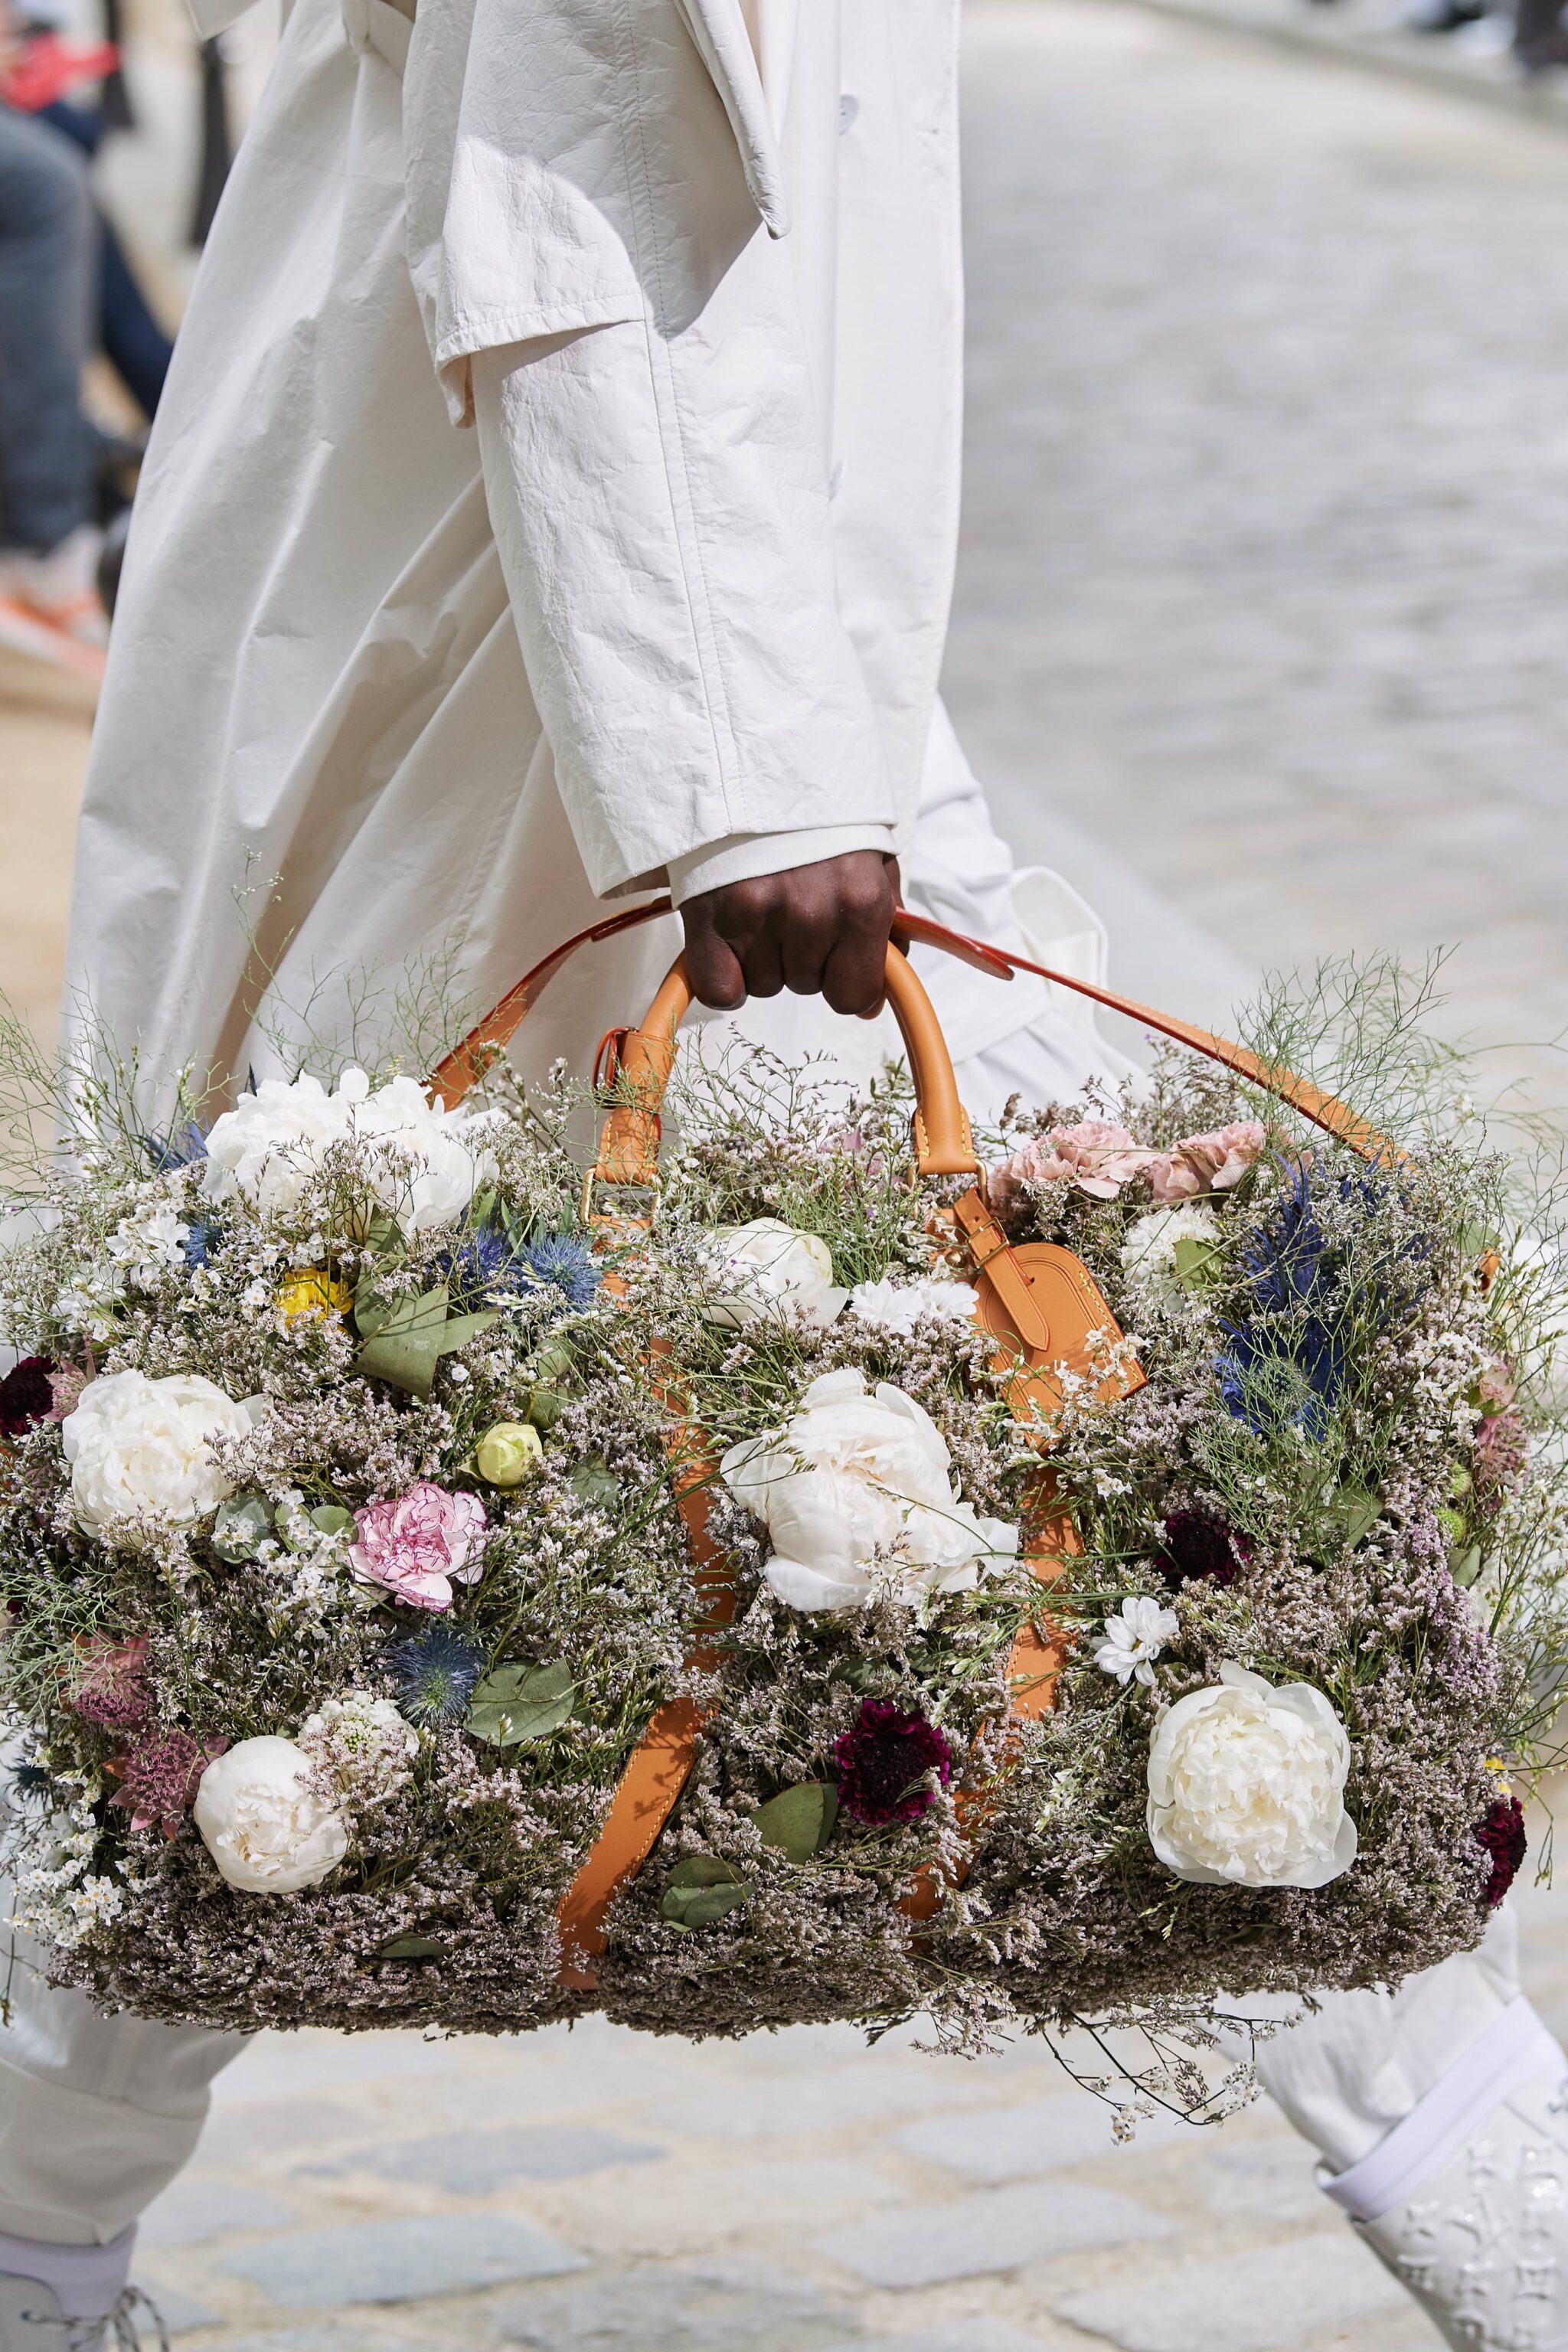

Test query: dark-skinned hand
[681,851,900,1019]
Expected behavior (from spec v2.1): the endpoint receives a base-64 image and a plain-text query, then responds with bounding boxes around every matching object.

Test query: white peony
[202,1068,493,1233]
[704,1219,849,1331]
[720,1367,1018,1611]
[193,1736,350,1893]
[1095,1595,1180,1687]
[1145,1662,1357,1889]
[62,1370,258,1536]
[847,1275,978,1338]
[1120,1203,1222,1304]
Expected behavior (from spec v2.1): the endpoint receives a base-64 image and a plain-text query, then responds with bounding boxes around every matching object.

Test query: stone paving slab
[818,2182,1178,2288]
[1053,2232,1411,2350]
[311,2125,665,2193]
[142,2186,299,2249]
[490,2259,857,2350]
[218,2216,587,2309]
[897,2092,1194,2184]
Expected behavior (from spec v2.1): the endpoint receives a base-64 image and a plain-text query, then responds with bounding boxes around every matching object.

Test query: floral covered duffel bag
[0,911,1559,2082]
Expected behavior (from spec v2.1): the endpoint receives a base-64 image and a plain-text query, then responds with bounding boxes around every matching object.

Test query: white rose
[704,1219,848,1331]
[1120,1203,1222,1304]
[720,1367,1018,1611]
[193,1736,350,1893]
[62,1370,257,1536]
[1145,1663,1357,1890]
[202,1068,492,1233]
[847,1275,978,1338]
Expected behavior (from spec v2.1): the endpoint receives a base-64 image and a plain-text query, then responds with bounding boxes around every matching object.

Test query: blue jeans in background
[0,105,94,554]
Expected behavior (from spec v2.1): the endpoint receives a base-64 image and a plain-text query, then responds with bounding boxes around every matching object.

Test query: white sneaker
[0,526,108,648]
[1348,2076,1568,2351]
[0,2280,167,2352]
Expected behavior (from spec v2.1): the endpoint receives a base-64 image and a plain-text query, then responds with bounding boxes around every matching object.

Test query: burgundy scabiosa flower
[833,1698,953,1826]
[106,1727,226,1838]
[1475,1795,1527,1907]
[71,1632,152,1731]
[1155,1509,1251,1591]
[0,1356,57,1440]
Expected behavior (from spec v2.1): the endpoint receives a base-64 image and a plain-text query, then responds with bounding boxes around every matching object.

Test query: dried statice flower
[391,1625,485,1726]
[1475,1795,1527,1906]
[833,1699,953,1825]
[0,1354,56,1439]
[1155,1508,1250,1590]
[106,1728,225,1838]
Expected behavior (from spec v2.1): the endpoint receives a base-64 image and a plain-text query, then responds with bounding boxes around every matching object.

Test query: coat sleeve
[403,0,897,900]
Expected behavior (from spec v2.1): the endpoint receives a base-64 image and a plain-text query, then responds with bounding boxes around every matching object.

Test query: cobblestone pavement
[949,0,1568,1102]
[6,5,1568,2346]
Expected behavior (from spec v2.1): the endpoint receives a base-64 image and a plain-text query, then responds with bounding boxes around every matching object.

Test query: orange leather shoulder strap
[429,898,1393,1165]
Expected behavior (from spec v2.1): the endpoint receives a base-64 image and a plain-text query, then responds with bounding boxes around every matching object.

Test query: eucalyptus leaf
[570,1458,620,1511]
[751,1782,838,1864]
[1450,1544,1485,1589]
[466,1661,576,1746]
[310,1504,355,1538]
[354,1283,498,1400]
[211,1493,273,1563]
[373,1932,445,1961]
[666,1854,743,1890]
[534,1335,578,1385]
[525,1385,565,1431]
[679,1885,750,1927]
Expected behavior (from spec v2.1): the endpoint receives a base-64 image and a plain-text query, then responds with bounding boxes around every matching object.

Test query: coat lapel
[675,0,792,238]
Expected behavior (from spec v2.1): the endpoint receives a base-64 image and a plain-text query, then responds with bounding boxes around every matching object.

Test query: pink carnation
[1148,1121,1266,1204]
[348,1481,488,1612]
[990,1120,1158,1210]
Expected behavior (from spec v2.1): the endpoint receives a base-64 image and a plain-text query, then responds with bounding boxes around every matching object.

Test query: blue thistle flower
[390,1625,486,1727]
[521,1233,600,1312]
[183,1218,217,1270]
[1217,1164,1347,1439]
[442,1224,599,1319]
[140,1121,207,1175]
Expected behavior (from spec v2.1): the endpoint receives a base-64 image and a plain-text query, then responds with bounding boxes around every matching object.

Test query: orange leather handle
[427,895,1391,1167]
[590,944,978,1191]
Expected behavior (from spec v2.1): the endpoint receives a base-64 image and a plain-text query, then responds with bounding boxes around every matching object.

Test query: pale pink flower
[348,1481,488,1612]
[1148,1121,1266,1204]
[1476,1361,1517,1416]
[989,1121,1158,1210]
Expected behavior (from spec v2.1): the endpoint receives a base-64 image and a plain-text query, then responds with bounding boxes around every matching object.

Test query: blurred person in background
[0,2,105,648]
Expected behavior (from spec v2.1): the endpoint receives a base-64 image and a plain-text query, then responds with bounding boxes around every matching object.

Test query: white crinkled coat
[64,0,1121,1109]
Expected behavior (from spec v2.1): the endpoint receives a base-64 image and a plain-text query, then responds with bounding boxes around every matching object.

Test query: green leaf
[310,1504,355,1538]
[1171,1233,1225,1292]
[570,1457,620,1511]
[466,1661,576,1746]
[211,1493,273,1563]
[666,1854,743,1890]
[751,1782,838,1864]
[1326,1486,1381,1547]
[373,1932,445,1961]
[1451,1544,1485,1589]
[354,1284,498,1399]
[534,1335,579,1385]
[526,1385,565,1431]
[679,1885,750,1927]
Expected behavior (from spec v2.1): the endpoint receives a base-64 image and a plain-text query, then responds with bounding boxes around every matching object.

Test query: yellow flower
[277,1269,351,1323]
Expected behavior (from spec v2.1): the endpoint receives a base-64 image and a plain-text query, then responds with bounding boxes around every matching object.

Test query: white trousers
[3,729,1132,2243]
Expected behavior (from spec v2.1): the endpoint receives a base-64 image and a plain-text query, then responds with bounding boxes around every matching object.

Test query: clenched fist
[681,851,900,1019]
